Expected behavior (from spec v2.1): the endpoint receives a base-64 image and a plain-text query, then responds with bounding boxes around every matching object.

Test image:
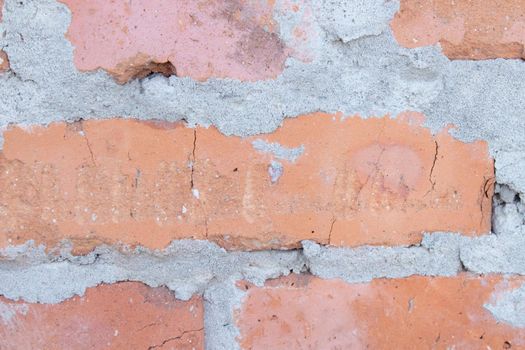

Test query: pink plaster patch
[60,0,297,83]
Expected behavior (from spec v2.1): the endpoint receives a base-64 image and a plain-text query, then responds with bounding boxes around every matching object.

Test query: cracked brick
[0,282,203,349]
[236,274,525,349]
[0,113,493,252]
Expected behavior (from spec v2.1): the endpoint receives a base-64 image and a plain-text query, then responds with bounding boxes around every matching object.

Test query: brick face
[0,120,204,254]
[0,50,8,72]
[391,0,525,59]
[0,282,204,349]
[0,113,493,252]
[236,274,525,349]
[59,0,294,83]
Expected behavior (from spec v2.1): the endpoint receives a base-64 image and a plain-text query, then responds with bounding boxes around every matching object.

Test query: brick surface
[0,113,493,252]
[236,274,525,349]
[0,282,204,349]
[0,120,205,253]
[391,0,525,59]
[59,0,295,83]
[0,50,8,72]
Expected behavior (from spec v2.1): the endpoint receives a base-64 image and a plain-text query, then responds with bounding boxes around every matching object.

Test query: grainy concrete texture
[0,0,524,349]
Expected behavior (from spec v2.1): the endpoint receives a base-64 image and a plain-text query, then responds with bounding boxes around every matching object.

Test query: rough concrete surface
[1,0,525,348]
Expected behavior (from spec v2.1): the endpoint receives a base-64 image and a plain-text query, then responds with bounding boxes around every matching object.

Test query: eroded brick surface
[203,112,492,248]
[0,282,203,349]
[391,0,525,59]
[0,120,205,253]
[0,113,493,252]
[0,50,9,72]
[236,274,525,349]
[59,0,304,83]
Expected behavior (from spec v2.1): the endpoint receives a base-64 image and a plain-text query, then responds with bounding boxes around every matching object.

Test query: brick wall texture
[1,0,525,349]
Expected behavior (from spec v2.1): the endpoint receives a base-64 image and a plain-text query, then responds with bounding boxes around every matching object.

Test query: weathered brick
[0,119,205,253]
[202,112,493,248]
[0,113,493,252]
[236,274,525,349]
[0,282,204,349]
[0,50,8,72]
[59,0,299,83]
[391,0,525,59]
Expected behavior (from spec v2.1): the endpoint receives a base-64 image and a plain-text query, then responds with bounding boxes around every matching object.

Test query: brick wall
[1,0,524,349]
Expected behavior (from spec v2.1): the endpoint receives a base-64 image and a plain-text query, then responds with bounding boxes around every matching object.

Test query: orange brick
[0,282,204,349]
[0,50,8,72]
[199,112,493,248]
[0,113,493,252]
[0,120,205,253]
[236,274,525,349]
[391,0,525,59]
[59,0,293,83]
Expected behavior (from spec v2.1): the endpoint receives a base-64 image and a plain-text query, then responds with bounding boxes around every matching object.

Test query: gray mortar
[1,0,525,345]
[303,233,466,282]
[461,185,525,275]
[0,0,525,194]
[460,233,525,275]
[251,139,304,162]
[0,240,306,303]
[204,282,246,350]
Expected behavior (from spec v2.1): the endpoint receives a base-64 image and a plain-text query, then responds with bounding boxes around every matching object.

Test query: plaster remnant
[0,301,27,326]
[251,139,304,162]
[192,188,200,200]
[268,160,283,183]
[485,283,525,328]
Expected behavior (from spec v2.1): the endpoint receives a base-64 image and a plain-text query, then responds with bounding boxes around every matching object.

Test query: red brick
[0,282,204,349]
[59,0,301,83]
[236,274,525,349]
[0,120,205,253]
[198,112,493,248]
[0,50,9,72]
[0,113,493,252]
[391,0,525,59]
